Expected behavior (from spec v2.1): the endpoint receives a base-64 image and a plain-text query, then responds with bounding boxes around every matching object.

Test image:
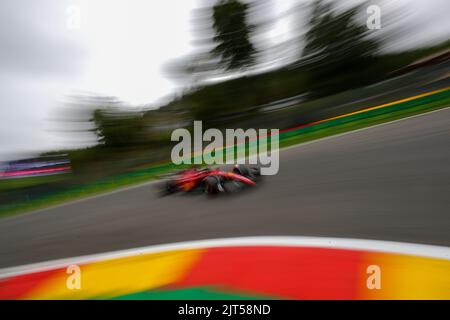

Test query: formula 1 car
[159,165,261,196]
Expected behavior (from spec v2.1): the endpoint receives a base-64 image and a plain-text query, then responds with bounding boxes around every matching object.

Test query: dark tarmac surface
[0,107,449,268]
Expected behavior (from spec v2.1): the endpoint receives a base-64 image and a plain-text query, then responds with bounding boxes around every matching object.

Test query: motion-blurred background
[1,0,449,215]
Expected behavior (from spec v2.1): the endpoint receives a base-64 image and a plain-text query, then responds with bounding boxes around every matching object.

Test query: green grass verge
[111,287,271,300]
[0,174,70,192]
[1,88,449,218]
[279,89,450,148]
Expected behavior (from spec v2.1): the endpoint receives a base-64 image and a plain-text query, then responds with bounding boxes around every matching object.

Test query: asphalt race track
[0,108,449,268]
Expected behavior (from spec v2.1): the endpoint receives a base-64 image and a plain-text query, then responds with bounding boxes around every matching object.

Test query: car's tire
[250,166,261,177]
[233,164,250,176]
[163,180,177,195]
[233,165,260,178]
[203,176,220,195]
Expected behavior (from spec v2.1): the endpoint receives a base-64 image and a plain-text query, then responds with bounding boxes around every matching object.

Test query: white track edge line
[280,105,450,153]
[1,236,449,278]
[6,105,450,220]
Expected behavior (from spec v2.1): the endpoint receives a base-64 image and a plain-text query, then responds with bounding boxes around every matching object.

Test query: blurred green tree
[302,0,381,97]
[211,0,257,70]
[92,109,145,148]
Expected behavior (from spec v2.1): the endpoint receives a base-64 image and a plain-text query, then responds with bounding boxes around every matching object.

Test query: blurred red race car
[159,165,261,196]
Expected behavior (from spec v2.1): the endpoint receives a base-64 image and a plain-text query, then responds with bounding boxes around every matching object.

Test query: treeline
[158,0,449,127]
[48,0,450,174]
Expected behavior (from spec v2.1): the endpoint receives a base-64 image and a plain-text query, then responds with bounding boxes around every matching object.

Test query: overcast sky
[0,0,449,160]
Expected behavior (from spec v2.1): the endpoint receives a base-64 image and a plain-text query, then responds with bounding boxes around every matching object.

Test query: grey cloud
[0,0,87,157]
[0,0,86,77]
